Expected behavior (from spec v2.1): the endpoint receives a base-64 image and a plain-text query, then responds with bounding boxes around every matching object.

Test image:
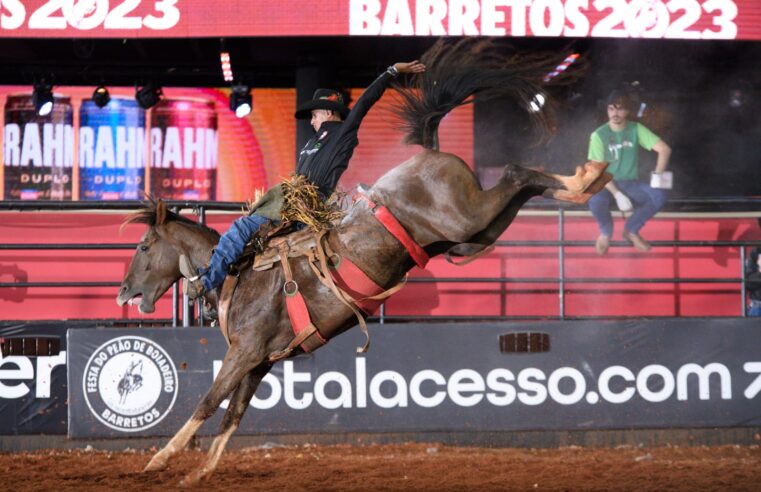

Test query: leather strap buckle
[283,279,299,296]
[328,253,342,269]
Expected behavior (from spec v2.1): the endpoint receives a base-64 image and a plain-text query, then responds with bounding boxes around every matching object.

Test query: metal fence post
[172,283,179,327]
[741,246,747,317]
[170,205,191,327]
[197,204,207,327]
[558,208,566,320]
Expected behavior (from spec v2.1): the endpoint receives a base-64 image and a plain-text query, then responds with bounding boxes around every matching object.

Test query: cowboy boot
[179,255,205,300]
[623,229,652,252]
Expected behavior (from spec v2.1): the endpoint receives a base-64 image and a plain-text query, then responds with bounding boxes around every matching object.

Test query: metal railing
[1,198,760,326]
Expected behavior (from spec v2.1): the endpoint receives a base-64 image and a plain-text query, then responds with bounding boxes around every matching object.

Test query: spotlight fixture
[230,85,252,118]
[92,85,111,108]
[135,83,162,109]
[528,93,546,113]
[729,89,745,108]
[32,82,54,116]
[220,51,234,83]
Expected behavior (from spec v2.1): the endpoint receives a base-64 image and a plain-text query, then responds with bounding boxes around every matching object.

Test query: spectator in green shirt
[746,218,761,316]
[588,90,672,255]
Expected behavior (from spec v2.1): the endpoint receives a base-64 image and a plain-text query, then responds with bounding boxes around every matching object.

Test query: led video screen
[0,85,474,202]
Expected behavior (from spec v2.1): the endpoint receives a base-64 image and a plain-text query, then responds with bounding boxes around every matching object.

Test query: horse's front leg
[180,362,272,486]
[143,345,252,472]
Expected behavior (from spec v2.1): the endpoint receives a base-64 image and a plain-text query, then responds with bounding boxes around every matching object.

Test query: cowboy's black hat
[294,89,350,119]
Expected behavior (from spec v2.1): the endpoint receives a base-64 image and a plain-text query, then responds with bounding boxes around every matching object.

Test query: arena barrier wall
[59,319,761,438]
[0,324,68,434]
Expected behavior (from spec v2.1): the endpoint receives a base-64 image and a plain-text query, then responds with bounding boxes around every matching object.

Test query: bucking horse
[116,39,610,485]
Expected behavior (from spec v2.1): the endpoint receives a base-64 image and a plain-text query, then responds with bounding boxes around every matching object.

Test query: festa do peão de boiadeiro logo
[83,336,178,432]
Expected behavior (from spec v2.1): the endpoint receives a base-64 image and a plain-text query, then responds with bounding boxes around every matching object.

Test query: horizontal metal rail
[0,282,121,288]
[0,200,245,212]
[2,240,760,251]
[1,197,761,212]
[0,244,136,250]
[372,314,742,322]
[494,240,761,247]
[407,277,745,284]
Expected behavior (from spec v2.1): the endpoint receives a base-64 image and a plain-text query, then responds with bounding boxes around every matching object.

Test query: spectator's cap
[295,89,350,119]
[606,90,633,111]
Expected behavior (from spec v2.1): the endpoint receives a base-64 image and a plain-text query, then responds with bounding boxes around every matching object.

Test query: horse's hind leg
[499,161,607,192]
[540,162,611,204]
[180,362,272,486]
[456,187,536,250]
[143,346,253,472]
[452,162,610,252]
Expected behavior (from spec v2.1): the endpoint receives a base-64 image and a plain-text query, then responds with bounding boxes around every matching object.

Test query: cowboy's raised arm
[341,60,426,133]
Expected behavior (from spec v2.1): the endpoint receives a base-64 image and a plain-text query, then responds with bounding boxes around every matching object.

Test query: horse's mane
[121,197,220,238]
[393,38,581,149]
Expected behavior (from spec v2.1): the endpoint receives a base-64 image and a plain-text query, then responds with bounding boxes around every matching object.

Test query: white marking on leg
[205,425,237,473]
[144,417,204,472]
[181,424,238,486]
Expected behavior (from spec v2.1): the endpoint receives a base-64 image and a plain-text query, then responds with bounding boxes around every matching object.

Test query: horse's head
[117,199,218,314]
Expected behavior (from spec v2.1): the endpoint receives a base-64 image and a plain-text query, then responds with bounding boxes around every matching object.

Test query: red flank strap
[330,257,384,315]
[357,194,429,269]
[285,292,325,353]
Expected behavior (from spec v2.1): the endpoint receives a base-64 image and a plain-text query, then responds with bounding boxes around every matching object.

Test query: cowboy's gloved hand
[613,191,633,212]
[394,60,426,74]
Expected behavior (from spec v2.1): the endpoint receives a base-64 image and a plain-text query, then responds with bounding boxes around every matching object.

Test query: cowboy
[180,60,426,299]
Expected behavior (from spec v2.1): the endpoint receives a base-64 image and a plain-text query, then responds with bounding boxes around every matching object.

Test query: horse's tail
[393,38,580,150]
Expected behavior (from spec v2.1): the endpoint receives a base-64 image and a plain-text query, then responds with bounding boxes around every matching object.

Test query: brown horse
[117,39,609,485]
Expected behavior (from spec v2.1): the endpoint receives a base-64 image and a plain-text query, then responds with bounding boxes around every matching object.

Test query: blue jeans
[200,214,274,291]
[749,300,761,317]
[588,180,667,237]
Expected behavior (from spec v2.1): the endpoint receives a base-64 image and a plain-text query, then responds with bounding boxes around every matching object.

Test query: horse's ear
[156,200,167,226]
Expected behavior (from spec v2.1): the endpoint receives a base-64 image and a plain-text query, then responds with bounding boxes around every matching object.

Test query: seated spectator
[587,90,671,255]
[746,219,761,316]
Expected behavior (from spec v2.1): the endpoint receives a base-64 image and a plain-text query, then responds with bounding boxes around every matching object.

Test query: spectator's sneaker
[595,235,610,256]
[179,255,205,300]
[623,230,652,251]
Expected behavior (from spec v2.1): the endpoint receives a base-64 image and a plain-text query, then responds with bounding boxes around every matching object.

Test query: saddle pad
[253,227,317,271]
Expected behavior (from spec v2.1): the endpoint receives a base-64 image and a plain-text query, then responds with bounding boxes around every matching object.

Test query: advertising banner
[0,85,473,202]
[0,325,68,435]
[68,319,761,438]
[0,86,276,202]
[0,1,758,41]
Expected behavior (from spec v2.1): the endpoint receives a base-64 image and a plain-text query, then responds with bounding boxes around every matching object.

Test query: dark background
[1,36,759,197]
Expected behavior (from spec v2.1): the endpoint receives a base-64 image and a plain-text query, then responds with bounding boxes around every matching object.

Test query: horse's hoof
[582,161,609,184]
[543,188,593,205]
[143,457,168,472]
[179,472,203,488]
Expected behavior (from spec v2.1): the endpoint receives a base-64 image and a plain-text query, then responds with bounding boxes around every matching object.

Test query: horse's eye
[139,245,149,252]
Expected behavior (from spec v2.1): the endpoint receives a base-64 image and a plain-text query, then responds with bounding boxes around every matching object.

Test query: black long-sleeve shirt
[296,69,395,198]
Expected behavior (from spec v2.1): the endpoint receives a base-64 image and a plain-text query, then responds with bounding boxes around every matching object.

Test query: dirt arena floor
[3,443,761,491]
